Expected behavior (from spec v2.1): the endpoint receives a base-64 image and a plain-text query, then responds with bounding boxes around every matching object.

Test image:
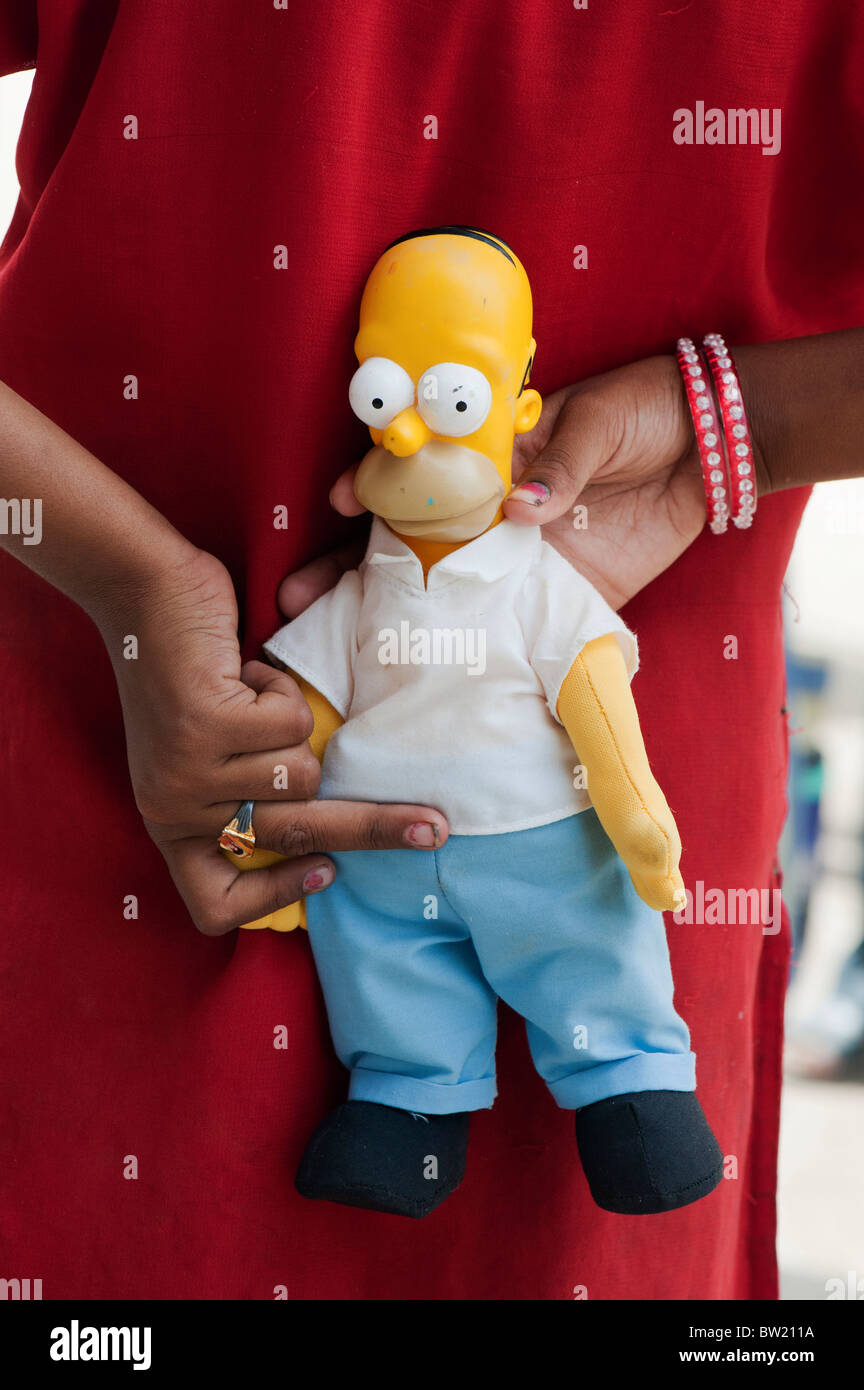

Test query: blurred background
[2,68,862,1301]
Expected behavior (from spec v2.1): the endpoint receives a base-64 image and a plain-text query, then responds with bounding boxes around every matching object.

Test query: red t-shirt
[2,0,858,1299]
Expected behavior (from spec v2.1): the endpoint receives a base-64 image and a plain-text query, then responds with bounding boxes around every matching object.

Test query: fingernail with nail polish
[302,867,333,893]
[508,481,551,506]
[406,822,437,847]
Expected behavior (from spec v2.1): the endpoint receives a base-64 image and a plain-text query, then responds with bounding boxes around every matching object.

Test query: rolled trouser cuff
[348,1067,497,1114]
[548,1052,696,1110]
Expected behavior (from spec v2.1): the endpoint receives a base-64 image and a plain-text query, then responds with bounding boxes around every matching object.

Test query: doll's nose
[383,406,431,457]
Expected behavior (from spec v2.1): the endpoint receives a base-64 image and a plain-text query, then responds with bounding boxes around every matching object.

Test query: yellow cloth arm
[557,634,685,912]
[234,674,343,932]
[298,675,344,762]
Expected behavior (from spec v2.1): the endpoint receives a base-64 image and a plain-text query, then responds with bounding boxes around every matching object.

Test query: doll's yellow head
[350,227,542,543]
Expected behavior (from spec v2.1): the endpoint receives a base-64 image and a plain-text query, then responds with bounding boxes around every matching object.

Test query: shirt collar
[364,515,541,589]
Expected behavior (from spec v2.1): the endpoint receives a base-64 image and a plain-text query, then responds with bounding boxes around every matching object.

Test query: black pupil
[372,397,383,409]
[455,400,467,412]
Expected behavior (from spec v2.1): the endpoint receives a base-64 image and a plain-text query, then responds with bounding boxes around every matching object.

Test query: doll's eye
[348,357,415,427]
[416,363,492,438]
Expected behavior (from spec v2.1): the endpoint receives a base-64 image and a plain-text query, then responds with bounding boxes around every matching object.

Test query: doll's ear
[515,388,542,434]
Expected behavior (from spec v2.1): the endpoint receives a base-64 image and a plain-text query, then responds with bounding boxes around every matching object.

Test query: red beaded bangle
[702,334,757,529]
[676,337,730,534]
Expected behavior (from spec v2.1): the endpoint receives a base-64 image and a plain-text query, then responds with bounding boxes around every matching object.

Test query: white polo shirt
[264,517,638,836]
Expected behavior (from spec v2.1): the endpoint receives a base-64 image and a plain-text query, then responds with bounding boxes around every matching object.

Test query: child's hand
[277,539,365,620]
[317,355,706,612]
[503,356,707,611]
[104,549,448,935]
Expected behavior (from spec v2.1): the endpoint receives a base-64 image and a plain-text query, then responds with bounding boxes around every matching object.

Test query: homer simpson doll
[226,227,723,1219]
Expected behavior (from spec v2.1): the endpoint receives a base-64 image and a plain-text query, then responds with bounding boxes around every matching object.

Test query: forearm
[734,327,864,496]
[0,379,199,629]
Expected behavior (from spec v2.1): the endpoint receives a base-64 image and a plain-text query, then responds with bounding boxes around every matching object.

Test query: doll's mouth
[354,442,506,541]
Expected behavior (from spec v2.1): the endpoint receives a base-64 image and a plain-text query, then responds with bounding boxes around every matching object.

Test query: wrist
[93,545,231,649]
[732,344,774,498]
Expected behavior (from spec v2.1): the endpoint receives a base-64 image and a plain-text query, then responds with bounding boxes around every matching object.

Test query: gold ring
[218,799,256,859]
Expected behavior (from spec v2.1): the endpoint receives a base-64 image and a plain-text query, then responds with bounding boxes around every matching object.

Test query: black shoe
[574,1090,724,1215]
[295,1100,470,1218]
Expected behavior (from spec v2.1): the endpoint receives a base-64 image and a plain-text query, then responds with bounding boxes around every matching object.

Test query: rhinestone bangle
[676,337,730,535]
[702,334,757,530]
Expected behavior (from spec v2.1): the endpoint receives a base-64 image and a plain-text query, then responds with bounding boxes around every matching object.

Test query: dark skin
[301,330,864,611]
[0,381,450,936]
[1,328,861,932]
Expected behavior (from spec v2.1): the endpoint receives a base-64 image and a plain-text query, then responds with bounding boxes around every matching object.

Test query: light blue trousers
[305,810,695,1114]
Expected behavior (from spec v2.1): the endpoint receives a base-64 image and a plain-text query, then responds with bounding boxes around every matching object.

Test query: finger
[277,539,366,619]
[166,838,335,936]
[504,392,614,525]
[215,661,314,750]
[217,742,322,802]
[329,466,366,517]
[179,796,449,852]
[240,659,303,695]
[253,798,449,856]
